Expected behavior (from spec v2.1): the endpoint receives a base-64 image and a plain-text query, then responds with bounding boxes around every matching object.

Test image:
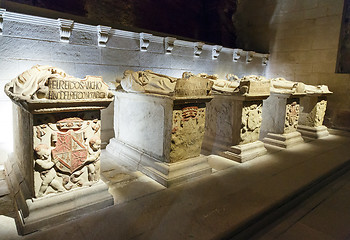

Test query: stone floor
[0,129,349,240]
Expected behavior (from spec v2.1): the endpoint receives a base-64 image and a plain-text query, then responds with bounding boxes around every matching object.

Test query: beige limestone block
[170,105,206,162]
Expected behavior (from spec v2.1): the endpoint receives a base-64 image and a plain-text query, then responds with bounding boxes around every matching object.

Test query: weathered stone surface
[170,105,206,162]
[240,102,263,144]
[121,70,177,95]
[270,77,305,95]
[4,65,114,113]
[284,100,300,133]
[33,112,102,197]
[175,73,213,97]
[4,66,114,235]
[197,73,240,93]
[108,73,213,186]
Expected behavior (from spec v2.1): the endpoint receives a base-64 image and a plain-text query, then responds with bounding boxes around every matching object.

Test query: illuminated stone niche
[260,78,306,148]
[107,70,213,187]
[201,74,270,162]
[298,84,332,139]
[4,65,114,235]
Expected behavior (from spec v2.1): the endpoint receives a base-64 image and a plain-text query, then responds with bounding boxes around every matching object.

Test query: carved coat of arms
[52,130,88,174]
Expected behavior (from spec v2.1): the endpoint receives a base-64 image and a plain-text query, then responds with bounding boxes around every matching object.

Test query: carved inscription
[170,105,206,162]
[48,78,108,100]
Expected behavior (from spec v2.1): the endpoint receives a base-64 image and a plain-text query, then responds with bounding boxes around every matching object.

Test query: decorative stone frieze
[4,65,114,234]
[202,75,270,162]
[58,18,74,43]
[107,71,213,187]
[212,45,222,60]
[164,37,176,54]
[261,78,306,148]
[97,25,111,47]
[194,42,204,57]
[140,32,152,51]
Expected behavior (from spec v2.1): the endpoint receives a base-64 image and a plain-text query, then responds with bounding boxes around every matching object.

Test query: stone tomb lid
[4,65,114,114]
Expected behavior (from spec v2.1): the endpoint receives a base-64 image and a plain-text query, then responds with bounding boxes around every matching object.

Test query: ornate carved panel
[33,112,101,197]
[170,104,206,162]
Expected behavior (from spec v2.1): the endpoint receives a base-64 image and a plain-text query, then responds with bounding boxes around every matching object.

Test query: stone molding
[140,32,152,51]
[58,18,74,43]
[194,42,204,57]
[0,9,269,61]
[164,37,176,54]
[212,45,222,60]
[97,25,111,47]
[233,48,242,62]
[246,51,255,63]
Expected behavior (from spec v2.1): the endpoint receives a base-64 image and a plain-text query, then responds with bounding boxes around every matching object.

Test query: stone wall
[235,0,350,131]
[0,9,267,153]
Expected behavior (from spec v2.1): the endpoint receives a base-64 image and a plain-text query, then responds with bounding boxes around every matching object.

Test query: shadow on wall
[233,0,278,53]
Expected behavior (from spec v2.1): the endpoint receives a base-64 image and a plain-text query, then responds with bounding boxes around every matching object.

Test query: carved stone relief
[33,112,101,198]
[284,101,300,133]
[170,105,206,162]
[240,103,262,144]
[306,100,327,127]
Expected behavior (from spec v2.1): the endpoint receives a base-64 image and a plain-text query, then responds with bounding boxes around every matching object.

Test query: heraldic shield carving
[33,115,102,198]
[52,130,88,174]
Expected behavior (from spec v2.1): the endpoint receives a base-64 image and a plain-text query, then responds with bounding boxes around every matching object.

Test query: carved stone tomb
[4,65,114,234]
[202,75,270,162]
[298,85,332,138]
[107,71,213,187]
[260,78,306,148]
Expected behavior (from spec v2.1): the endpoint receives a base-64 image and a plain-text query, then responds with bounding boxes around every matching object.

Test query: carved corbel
[246,51,255,63]
[233,48,242,62]
[97,25,111,47]
[0,9,5,35]
[212,45,222,60]
[164,37,176,54]
[262,54,269,66]
[194,42,204,57]
[58,18,74,43]
[140,32,152,51]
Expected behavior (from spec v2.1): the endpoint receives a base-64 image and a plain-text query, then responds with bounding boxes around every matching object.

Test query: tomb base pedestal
[5,153,113,235]
[219,141,267,163]
[297,125,329,139]
[107,138,211,187]
[263,131,304,149]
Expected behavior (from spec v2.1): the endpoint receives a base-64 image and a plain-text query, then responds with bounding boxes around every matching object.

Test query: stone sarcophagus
[260,78,306,148]
[297,84,332,138]
[4,65,114,234]
[106,70,213,187]
[201,74,270,162]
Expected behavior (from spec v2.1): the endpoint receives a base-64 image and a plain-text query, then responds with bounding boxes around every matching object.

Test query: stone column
[106,71,213,187]
[4,65,114,235]
[297,85,332,138]
[260,78,306,148]
[202,75,270,162]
